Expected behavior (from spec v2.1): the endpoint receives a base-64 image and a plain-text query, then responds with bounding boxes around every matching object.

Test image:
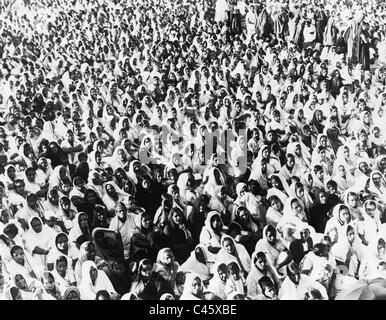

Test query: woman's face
[43,276,55,292]
[291,200,302,214]
[338,165,346,178]
[8,167,16,180]
[223,239,235,254]
[271,177,281,189]
[340,207,351,223]
[26,170,36,182]
[56,260,67,277]
[319,192,327,204]
[87,243,96,261]
[348,195,358,208]
[31,218,42,233]
[13,249,25,265]
[79,214,88,228]
[296,186,304,198]
[140,263,152,280]
[67,291,80,300]
[347,228,355,244]
[320,136,327,147]
[15,275,27,290]
[59,167,67,179]
[141,216,151,229]
[343,147,350,159]
[163,251,173,265]
[316,170,324,181]
[378,242,386,257]
[86,192,96,203]
[255,256,267,270]
[172,211,182,225]
[239,209,249,222]
[75,178,85,191]
[89,266,98,283]
[262,148,269,158]
[191,277,203,296]
[218,268,227,282]
[373,173,382,187]
[106,184,117,197]
[118,149,126,161]
[142,179,150,190]
[271,198,282,212]
[287,156,295,168]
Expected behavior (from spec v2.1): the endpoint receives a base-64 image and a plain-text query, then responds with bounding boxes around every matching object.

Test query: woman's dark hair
[4,223,18,239]
[227,262,240,274]
[95,290,110,300]
[10,245,23,257]
[326,180,337,189]
[217,263,227,274]
[10,287,20,300]
[254,251,266,262]
[265,224,276,236]
[258,276,274,291]
[56,255,68,266]
[313,165,323,173]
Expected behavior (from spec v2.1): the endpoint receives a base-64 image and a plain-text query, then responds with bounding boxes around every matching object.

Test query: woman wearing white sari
[331,224,365,278]
[368,170,386,203]
[203,167,226,198]
[266,173,291,203]
[251,145,276,177]
[104,147,128,172]
[102,181,129,214]
[51,255,77,295]
[22,216,57,272]
[214,235,251,278]
[6,245,41,281]
[332,161,356,195]
[78,260,117,300]
[359,235,386,280]
[48,165,70,191]
[286,142,311,174]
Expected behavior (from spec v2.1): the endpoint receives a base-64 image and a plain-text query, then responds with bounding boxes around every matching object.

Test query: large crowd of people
[0,0,386,300]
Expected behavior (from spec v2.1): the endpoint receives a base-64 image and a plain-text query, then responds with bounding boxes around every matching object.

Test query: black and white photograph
[0,0,386,303]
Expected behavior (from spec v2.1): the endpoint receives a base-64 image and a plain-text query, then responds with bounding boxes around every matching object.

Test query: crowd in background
[0,0,386,300]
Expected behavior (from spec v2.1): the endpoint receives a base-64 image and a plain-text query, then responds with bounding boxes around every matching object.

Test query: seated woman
[199,211,225,255]
[62,286,81,300]
[47,232,80,271]
[51,255,77,296]
[92,228,125,267]
[246,251,280,299]
[68,212,92,249]
[129,259,174,300]
[255,276,279,300]
[330,224,365,278]
[78,260,119,300]
[207,263,228,300]
[22,216,57,274]
[179,244,213,284]
[74,241,108,284]
[40,271,62,300]
[129,210,167,263]
[8,273,48,300]
[229,206,261,255]
[289,223,314,265]
[255,225,292,276]
[102,181,129,216]
[214,236,251,279]
[179,273,206,300]
[162,207,193,264]
[154,248,180,296]
[265,195,284,229]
